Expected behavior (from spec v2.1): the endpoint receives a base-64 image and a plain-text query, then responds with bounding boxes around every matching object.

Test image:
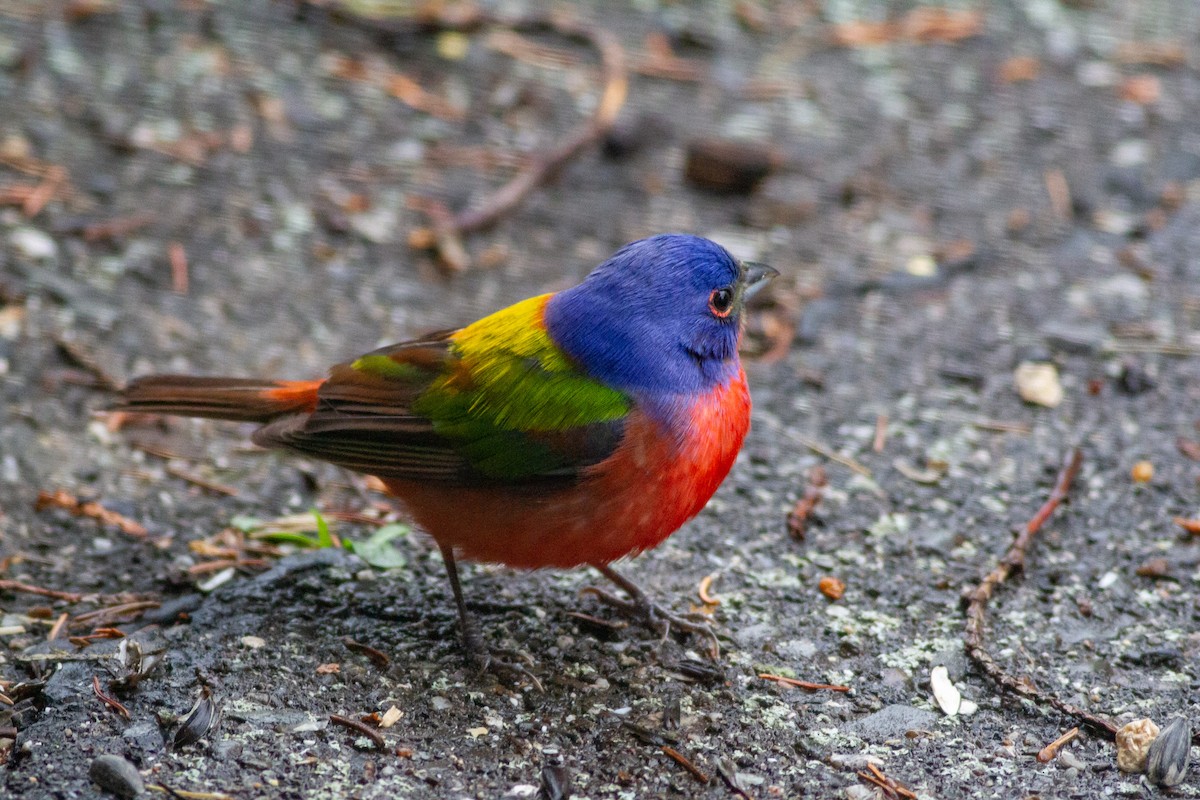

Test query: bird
[116,233,777,682]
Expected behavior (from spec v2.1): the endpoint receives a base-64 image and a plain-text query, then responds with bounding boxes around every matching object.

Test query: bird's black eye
[708,287,734,318]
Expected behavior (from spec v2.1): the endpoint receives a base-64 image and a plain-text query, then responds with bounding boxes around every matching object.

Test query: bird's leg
[438,543,542,690]
[585,563,720,659]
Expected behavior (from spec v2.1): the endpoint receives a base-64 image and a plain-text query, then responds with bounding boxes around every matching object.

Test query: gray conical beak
[742,261,779,298]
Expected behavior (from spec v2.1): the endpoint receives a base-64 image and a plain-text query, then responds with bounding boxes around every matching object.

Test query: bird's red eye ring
[709,287,734,318]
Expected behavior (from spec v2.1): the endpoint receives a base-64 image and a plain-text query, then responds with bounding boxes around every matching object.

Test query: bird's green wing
[253,295,631,485]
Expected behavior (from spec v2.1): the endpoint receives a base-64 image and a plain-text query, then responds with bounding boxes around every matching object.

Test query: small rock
[1058,749,1086,771]
[348,207,398,244]
[1077,60,1117,87]
[240,635,266,649]
[1115,718,1159,773]
[744,175,819,228]
[829,753,884,771]
[10,227,57,260]
[121,720,162,754]
[1014,361,1063,407]
[1146,716,1190,786]
[684,137,780,194]
[1111,139,1151,168]
[602,112,672,159]
[1042,321,1105,355]
[89,754,144,798]
[1116,361,1155,395]
[842,704,939,743]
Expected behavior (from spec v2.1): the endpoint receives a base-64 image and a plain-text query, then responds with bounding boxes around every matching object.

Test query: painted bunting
[118,234,777,681]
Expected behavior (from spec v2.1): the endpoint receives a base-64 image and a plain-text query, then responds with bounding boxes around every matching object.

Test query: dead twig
[168,241,188,294]
[857,762,917,799]
[0,579,83,603]
[830,8,982,48]
[1173,517,1200,535]
[963,448,1119,738]
[52,334,120,391]
[164,464,239,497]
[72,600,161,628]
[68,627,125,648]
[970,418,1032,435]
[786,465,828,540]
[1044,168,1071,220]
[715,758,755,800]
[329,713,387,751]
[1036,726,1079,763]
[80,211,156,242]
[35,489,147,537]
[46,612,68,641]
[758,673,850,692]
[146,784,235,800]
[321,3,627,269]
[661,745,709,784]
[872,414,888,453]
[92,675,131,719]
[798,438,871,477]
[342,637,391,669]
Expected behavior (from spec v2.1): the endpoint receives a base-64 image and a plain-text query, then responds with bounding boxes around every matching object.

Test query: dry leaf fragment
[1116,718,1160,773]
[379,705,403,729]
[1014,362,1063,407]
[999,56,1040,83]
[818,576,845,600]
[1120,74,1161,105]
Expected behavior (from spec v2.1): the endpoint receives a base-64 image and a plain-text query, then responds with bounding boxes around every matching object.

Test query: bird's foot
[582,567,720,659]
[460,625,543,691]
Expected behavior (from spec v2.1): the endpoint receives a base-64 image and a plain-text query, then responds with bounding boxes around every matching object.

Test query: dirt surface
[3,1,1200,798]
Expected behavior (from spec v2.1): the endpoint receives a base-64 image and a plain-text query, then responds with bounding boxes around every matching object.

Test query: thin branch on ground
[963,448,1121,738]
[305,2,628,270]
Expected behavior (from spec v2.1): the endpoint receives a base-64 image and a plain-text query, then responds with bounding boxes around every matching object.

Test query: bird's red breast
[384,367,751,569]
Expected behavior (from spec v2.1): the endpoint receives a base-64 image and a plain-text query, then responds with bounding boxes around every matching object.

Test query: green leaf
[348,524,410,569]
[312,509,335,549]
[254,530,323,547]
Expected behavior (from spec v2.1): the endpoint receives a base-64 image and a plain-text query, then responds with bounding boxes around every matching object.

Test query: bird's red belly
[385,372,751,569]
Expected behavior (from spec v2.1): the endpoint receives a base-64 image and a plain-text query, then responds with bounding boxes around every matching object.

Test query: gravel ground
[3,1,1200,798]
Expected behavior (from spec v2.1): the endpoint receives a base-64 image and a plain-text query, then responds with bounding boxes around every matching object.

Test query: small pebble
[1058,749,1086,770]
[1131,461,1154,484]
[829,753,884,771]
[1014,361,1063,408]
[89,754,144,798]
[684,137,779,194]
[10,227,58,260]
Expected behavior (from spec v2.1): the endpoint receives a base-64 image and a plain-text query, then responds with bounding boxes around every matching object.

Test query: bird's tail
[116,375,323,423]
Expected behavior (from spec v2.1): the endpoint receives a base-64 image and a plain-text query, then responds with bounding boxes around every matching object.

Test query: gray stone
[842,704,940,743]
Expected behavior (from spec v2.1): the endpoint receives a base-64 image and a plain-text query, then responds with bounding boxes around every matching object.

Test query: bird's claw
[581,585,720,659]
[462,627,543,691]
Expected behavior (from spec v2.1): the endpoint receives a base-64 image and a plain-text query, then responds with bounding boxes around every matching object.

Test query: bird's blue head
[544,234,777,401]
